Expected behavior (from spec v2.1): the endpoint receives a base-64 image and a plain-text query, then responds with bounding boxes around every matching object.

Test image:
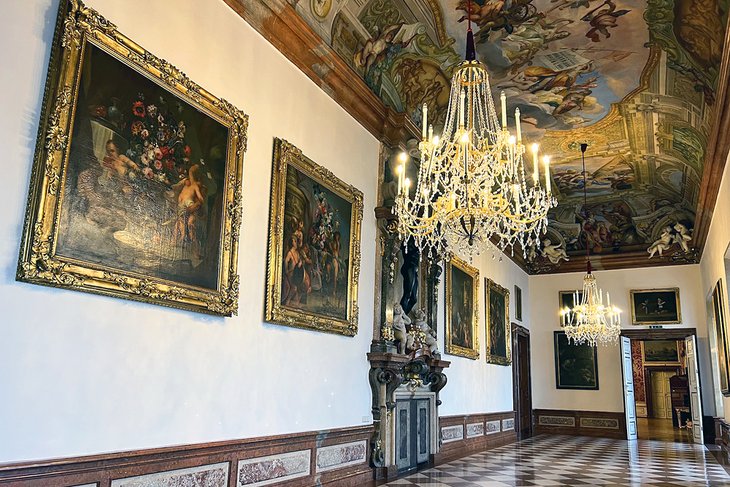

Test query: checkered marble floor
[382,435,730,486]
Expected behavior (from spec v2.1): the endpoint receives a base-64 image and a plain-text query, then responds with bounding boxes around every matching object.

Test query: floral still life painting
[265,139,363,336]
[18,1,248,315]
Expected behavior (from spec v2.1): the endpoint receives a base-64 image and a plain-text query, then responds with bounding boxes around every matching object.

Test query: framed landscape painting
[642,340,680,364]
[445,256,479,359]
[630,288,681,325]
[17,0,248,315]
[554,331,599,390]
[486,278,511,365]
[712,279,730,395]
[265,139,363,336]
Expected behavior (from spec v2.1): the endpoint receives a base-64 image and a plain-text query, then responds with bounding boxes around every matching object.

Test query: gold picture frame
[265,139,363,336]
[485,278,511,365]
[17,0,248,316]
[445,256,479,359]
[630,288,681,325]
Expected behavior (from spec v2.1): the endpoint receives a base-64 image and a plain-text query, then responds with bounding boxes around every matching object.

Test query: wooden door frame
[512,323,532,439]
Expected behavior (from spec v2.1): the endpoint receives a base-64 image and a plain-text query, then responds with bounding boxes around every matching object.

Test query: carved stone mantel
[367,350,450,479]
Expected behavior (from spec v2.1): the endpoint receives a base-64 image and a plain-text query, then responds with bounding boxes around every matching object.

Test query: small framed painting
[514,285,522,322]
[486,278,511,365]
[445,256,479,359]
[630,288,681,325]
[554,331,599,390]
[642,340,680,364]
[264,139,363,336]
[712,279,730,395]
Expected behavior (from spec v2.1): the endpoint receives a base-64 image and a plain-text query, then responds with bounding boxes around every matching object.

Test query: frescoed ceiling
[228,0,730,273]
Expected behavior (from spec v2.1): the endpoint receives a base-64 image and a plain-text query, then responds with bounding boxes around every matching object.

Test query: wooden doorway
[512,323,533,439]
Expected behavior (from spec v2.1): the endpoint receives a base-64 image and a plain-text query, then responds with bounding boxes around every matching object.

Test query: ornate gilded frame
[265,138,363,336]
[16,0,248,316]
[630,288,682,325]
[485,278,511,365]
[445,256,479,359]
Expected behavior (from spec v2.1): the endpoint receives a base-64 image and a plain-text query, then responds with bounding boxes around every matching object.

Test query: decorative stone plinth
[367,348,449,480]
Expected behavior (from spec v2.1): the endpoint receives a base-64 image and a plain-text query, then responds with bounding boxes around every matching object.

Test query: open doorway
[620,329,703,444]
[512,323,532,440]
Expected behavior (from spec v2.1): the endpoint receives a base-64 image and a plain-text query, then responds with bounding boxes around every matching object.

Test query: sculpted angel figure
[541,239,569,264]
[354,23,418,73]
[647,226,673,258]
[413,308,439,354]
[392,303,414,354]
[673,223,692,253]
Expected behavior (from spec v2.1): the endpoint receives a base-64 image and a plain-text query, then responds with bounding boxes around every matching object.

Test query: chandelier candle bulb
[500,91,507,128]
[532,143,539,184]
[543,156,551,193]
[515,107,522,143]
[422,103,428,140]
[428,124,433,143]
[396,164,403,194]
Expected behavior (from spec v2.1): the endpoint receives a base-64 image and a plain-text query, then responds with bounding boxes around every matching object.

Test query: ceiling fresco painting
[296,0,729,272]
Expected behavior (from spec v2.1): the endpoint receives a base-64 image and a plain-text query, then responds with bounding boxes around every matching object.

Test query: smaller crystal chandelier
[560,143,621,346]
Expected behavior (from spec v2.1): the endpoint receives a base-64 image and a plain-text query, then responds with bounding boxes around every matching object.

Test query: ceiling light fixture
[392,0,555,260]
[560,143,621,346]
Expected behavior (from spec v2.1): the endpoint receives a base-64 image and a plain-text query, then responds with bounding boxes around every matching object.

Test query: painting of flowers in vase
[56,43,229,290]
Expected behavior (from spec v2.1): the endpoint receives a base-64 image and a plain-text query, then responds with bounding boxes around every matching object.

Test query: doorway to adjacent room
[620,329,702,444]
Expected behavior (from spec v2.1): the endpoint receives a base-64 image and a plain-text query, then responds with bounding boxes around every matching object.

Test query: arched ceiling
[227,0,730,273]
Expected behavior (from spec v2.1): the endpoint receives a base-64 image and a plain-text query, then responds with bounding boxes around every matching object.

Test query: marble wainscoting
[0,425,372,487]
[435,411,517,464]
[534,409,627,439]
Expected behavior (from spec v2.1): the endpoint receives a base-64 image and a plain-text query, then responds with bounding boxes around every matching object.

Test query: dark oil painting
[450,265,474,350]
[57,43,229,290]
[488,285,508,361]
[554,331,599,390]
[643,340,680,363]
[712,280,730,395]
[279,165,352,320]
[631,289,681,324]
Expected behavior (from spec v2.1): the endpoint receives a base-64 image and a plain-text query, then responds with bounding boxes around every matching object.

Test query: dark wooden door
[395,398,431,472]
[513,324,533,439]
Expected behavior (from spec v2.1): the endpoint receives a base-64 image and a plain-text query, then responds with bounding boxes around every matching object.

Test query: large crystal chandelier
[393,5,556,260]
[560,143,621,346]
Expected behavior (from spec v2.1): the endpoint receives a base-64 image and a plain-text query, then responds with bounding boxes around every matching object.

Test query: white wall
[529,265,714,414]
[439,253,530,416]
[0,0,381,463]
[700,151,730,418]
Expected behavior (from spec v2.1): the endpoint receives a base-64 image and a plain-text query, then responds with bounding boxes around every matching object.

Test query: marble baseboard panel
[534,409,626,439]
[436,411,517,464]
[0,425,373,487]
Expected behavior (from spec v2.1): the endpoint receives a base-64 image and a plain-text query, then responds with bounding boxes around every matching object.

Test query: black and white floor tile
[382,435,730,486]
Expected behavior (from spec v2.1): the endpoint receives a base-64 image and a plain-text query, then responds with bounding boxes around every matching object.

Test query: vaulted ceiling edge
[226,0,730,274]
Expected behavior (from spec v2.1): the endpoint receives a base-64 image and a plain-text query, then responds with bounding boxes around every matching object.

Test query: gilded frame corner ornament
[17,0,248,316]
[485,278,511,366]
[445,256,479,360]
[264,138,363,336]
